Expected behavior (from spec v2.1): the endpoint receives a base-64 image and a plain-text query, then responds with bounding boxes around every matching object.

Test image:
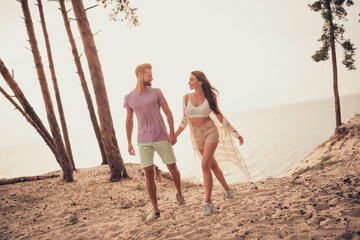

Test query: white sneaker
[146,211,160,222]
[202,202,214,215]
[224,188,233,200]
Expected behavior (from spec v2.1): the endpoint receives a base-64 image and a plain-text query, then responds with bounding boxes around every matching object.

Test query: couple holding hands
[124,63,250,221]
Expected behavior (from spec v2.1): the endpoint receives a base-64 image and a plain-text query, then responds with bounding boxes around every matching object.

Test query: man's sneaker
[202,202,214,215]
[176,194,185,206]
[224,188,233,200]
[145,211,160,222]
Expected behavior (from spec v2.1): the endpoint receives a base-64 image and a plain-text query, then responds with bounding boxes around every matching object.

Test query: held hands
[238,136,244,145]
[168,132,177,145]
[128,143,136,156]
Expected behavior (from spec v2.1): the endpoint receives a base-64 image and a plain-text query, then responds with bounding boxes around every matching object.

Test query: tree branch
[92,30,102,36]
[85,4,98,12]
[24,46,33,52]
[334,37,342,45]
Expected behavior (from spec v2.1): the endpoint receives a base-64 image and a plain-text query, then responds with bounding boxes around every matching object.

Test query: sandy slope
[1,116,360,240]
[282,114,360,178]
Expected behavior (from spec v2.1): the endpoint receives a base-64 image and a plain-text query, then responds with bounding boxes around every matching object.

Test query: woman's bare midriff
[189,116,211,127]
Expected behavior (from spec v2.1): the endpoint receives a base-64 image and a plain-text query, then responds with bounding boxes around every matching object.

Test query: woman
[175,71,250,215]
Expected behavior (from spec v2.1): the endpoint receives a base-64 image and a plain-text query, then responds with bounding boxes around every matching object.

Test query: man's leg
[144,165,160,213]
[166,163,183,200]
[154,140,184,202]
[138,143,159,216]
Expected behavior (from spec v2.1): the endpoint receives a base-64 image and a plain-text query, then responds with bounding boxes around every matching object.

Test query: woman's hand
[238,136,244,145]
[168,132,177,145]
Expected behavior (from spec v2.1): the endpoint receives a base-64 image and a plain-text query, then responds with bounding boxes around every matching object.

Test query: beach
[1,0,360,238]
[1,115,359,239]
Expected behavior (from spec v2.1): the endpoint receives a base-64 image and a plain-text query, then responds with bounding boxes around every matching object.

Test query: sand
[1,116,360,240]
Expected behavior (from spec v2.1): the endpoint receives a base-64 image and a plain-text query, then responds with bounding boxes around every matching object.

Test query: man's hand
[128,144,136,156]
[168,132,177,145]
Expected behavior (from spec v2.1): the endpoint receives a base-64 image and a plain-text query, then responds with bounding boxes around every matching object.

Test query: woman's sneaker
[202,202,214,215]
[224,188,233,200]
[146,211,160,222]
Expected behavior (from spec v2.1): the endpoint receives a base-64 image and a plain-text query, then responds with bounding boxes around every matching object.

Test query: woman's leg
[198,150,230,193]
[199,142,218,203]
[210,158,230,192]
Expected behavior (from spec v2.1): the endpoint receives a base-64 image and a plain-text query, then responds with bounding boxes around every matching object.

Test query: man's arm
[125,109,136,155]
[161,102,177,145]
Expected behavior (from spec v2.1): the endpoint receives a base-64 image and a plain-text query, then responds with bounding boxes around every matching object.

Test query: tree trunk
[326,0,342,127]
[0,85,59,161]
[36,0,76,170]
[0,58,55,153]
[70,0,127,180]
[59,0,108,165]
[20,0,73,182]
[0,173,60,185]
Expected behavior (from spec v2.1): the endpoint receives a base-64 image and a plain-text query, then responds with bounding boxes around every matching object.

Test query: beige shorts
[138,140,176,168]
[191,120,219,150]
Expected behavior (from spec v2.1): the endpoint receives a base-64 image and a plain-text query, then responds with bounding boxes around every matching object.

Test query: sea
[1,94,359,184]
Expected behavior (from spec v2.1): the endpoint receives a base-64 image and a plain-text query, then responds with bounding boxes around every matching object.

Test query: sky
[0,0,359,148]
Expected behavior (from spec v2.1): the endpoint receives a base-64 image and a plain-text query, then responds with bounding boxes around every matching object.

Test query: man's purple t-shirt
[124,87,168,143]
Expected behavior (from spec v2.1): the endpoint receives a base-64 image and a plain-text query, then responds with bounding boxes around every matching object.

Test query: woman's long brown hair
[191,71,220,114]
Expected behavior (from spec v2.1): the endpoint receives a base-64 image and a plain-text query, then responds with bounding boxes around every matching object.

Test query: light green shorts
[138,140,177,168]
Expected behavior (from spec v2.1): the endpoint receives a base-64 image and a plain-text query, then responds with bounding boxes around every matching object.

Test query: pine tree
[70,0,129,180]
[20,0,74,181]
[59,0,108,165]
[309,0,356,127]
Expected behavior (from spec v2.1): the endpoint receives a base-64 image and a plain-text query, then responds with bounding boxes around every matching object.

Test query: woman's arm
[214,98,244,145]
[175,127,184,138]
[176,94,189,137]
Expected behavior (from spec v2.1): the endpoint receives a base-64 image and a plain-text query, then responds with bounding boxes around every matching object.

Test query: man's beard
[143,79,151,87]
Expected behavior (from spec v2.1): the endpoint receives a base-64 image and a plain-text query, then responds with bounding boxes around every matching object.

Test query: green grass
[135,199,147,208]
[10,193,42,204]
[293,166,315,176]
[290,180,302,185]
[69,213,78,225]
[182,179,199,189]
[293,155,340,176]
[121,199,147,209]
[121,202,132,209]
[317,155,340,170]
[320,155,332,162]
[139,210,147,221]
[135,183,145,191]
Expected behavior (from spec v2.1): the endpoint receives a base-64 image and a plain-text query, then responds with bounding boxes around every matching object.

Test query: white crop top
[186,97,211,118]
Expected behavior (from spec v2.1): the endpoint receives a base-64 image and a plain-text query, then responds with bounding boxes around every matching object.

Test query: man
[124,63,185,221]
